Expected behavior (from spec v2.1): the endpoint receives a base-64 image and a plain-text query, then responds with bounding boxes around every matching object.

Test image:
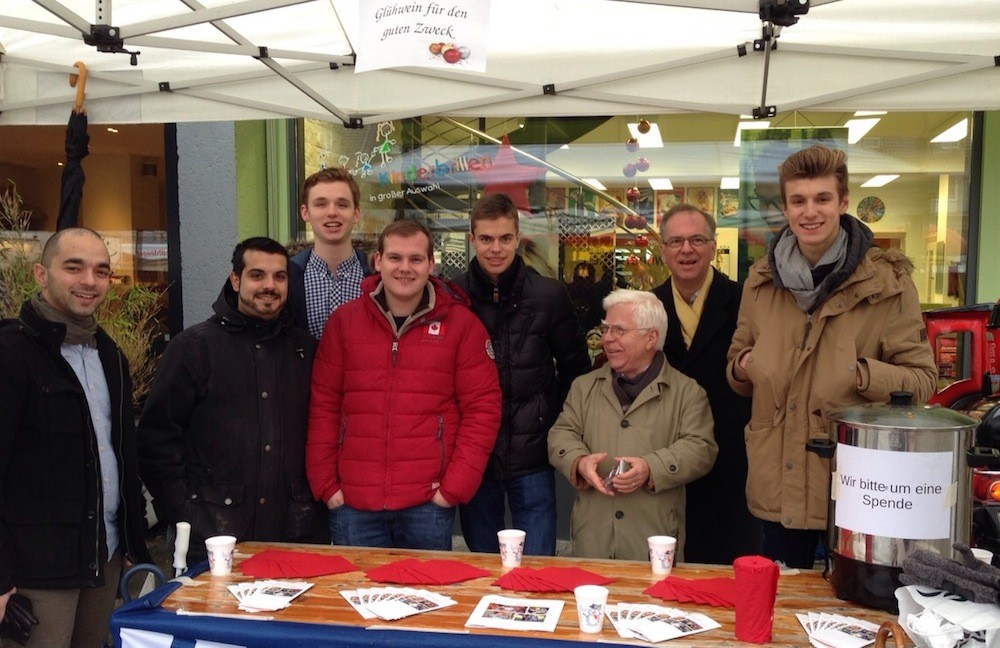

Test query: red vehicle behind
[923,303,1000,556]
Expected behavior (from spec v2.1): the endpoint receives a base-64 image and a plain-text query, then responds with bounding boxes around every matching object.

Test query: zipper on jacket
[800,313,813,351]
[492,284,499,304]
[116,352,131,566]
[436,416,445,479]
[391,340,399,366]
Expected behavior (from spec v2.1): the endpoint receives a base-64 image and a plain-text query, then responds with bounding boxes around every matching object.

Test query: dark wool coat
[138,284,324,562]
[653,269,759,564]
[0,301,151,592]
[456,256,591,481]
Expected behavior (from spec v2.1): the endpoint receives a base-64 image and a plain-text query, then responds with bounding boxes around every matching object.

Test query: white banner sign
[833,444,955,540]
[355,0,490,73]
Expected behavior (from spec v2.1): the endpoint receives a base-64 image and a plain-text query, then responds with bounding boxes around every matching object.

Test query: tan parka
[548,358,717,561]
[726,247,936,531]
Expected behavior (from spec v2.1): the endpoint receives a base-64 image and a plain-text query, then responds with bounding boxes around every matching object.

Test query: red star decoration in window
[468,134,547,214]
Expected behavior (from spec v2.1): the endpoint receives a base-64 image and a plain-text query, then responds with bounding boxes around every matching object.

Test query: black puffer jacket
[0,301,152,592]
[456,256,590,481]
[138,283,324,561]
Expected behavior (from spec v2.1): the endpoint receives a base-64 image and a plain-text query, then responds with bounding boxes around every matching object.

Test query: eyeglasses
[599,322,652,339]
[662,235,713,249]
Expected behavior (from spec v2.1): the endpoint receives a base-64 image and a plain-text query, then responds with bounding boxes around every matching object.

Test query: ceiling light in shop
[648,178,674,190]
[861,174,899,188]
[720,177,740,189]
[627,123,663,148]
[931,118,968,143]
[845,118,880,144]
[853,111,887,117]
[583,178,607,191]
[734,120,770,147]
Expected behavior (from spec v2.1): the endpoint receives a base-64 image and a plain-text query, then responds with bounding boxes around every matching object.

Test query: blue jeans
[459,470,557,556]
[329,502,455,550]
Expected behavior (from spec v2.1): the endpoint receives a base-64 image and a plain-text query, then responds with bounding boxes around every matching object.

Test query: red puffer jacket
[306,276,501,511]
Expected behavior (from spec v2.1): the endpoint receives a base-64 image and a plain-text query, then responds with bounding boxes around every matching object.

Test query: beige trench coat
[726,247,936,531]
[548,358,717,561]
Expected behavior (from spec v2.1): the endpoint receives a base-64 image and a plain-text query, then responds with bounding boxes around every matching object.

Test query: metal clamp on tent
[83,24,140,65]
[751,0,809,119]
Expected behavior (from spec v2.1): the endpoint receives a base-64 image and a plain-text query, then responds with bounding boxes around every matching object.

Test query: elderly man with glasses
[548,289,717,561]
[652,203,758,565]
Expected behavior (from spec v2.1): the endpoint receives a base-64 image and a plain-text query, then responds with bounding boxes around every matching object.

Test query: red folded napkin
[733,555,779,643]
[644,575,736,607]
[365,558,490,585]
[492,566,614,592]
[238,549,359,578]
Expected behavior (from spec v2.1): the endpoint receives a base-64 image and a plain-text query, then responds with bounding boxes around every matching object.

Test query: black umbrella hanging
[56,62,91,231]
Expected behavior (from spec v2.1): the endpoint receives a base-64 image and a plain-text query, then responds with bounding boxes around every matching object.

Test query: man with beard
[139,237,326,563]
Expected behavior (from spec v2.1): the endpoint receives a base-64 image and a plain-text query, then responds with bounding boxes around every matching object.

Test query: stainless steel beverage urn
[828,392,978,612]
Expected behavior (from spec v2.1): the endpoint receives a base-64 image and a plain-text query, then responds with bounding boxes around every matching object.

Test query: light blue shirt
[61,344,120,559]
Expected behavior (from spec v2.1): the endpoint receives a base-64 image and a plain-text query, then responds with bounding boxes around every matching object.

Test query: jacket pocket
[285,480,321,541]
[5,502,83,578]
[185,483,244,538]
[744,422,783,515]
[805,425,833,524]
[29,375,83,437]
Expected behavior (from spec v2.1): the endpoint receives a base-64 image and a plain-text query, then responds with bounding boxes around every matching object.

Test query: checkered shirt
[303,250,365,338]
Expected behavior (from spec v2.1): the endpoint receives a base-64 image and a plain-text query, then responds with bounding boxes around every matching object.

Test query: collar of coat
[746,243,915,318]
[210,280,291,340]
[467,254,527,304]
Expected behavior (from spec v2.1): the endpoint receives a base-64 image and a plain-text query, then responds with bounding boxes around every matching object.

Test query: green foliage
[1,180,164,409]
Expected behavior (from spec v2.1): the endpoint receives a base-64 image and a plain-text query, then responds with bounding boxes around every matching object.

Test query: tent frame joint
[83,24,141,65]
[543,83,556,96]
[344,117,363,129]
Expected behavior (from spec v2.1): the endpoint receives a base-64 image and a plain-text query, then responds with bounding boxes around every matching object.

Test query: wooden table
[111,541,901,647]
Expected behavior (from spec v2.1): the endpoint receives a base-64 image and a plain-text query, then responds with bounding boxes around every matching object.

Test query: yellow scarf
[670,268,714,348]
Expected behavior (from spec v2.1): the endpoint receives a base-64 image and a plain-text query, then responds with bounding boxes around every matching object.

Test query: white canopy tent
[1,0,998,126]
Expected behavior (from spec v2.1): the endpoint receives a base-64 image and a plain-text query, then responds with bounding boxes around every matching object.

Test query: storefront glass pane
[300,110,975,312]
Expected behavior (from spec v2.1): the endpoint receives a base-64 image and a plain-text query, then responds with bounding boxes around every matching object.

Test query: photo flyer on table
[795,612,880,648]
[227,580,313,612]
[340,587,457,620]
[465,595,564,633]
[605,602,720,642]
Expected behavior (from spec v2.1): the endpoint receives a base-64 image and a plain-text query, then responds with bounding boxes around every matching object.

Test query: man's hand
[576,452,614,496]
[0,588,13,624]
[611,456,651,494]
[326,490,345,510]
[431,490,453,507]
[733,348,752,382]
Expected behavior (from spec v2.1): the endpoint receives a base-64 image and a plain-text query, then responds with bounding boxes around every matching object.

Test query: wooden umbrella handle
[70,61,88,114]
[875,621,913,648]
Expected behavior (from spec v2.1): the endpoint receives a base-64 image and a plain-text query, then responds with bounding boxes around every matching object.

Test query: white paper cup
[972,547,994,565]
[574,585,609,634]
[205,535,237,576]
[497,529,526,568]
[648,535,677,576]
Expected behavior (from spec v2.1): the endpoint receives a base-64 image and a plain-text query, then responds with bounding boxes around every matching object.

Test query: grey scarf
[769,214,874,314]
[771,227,849,312]
[30,292,98,347]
